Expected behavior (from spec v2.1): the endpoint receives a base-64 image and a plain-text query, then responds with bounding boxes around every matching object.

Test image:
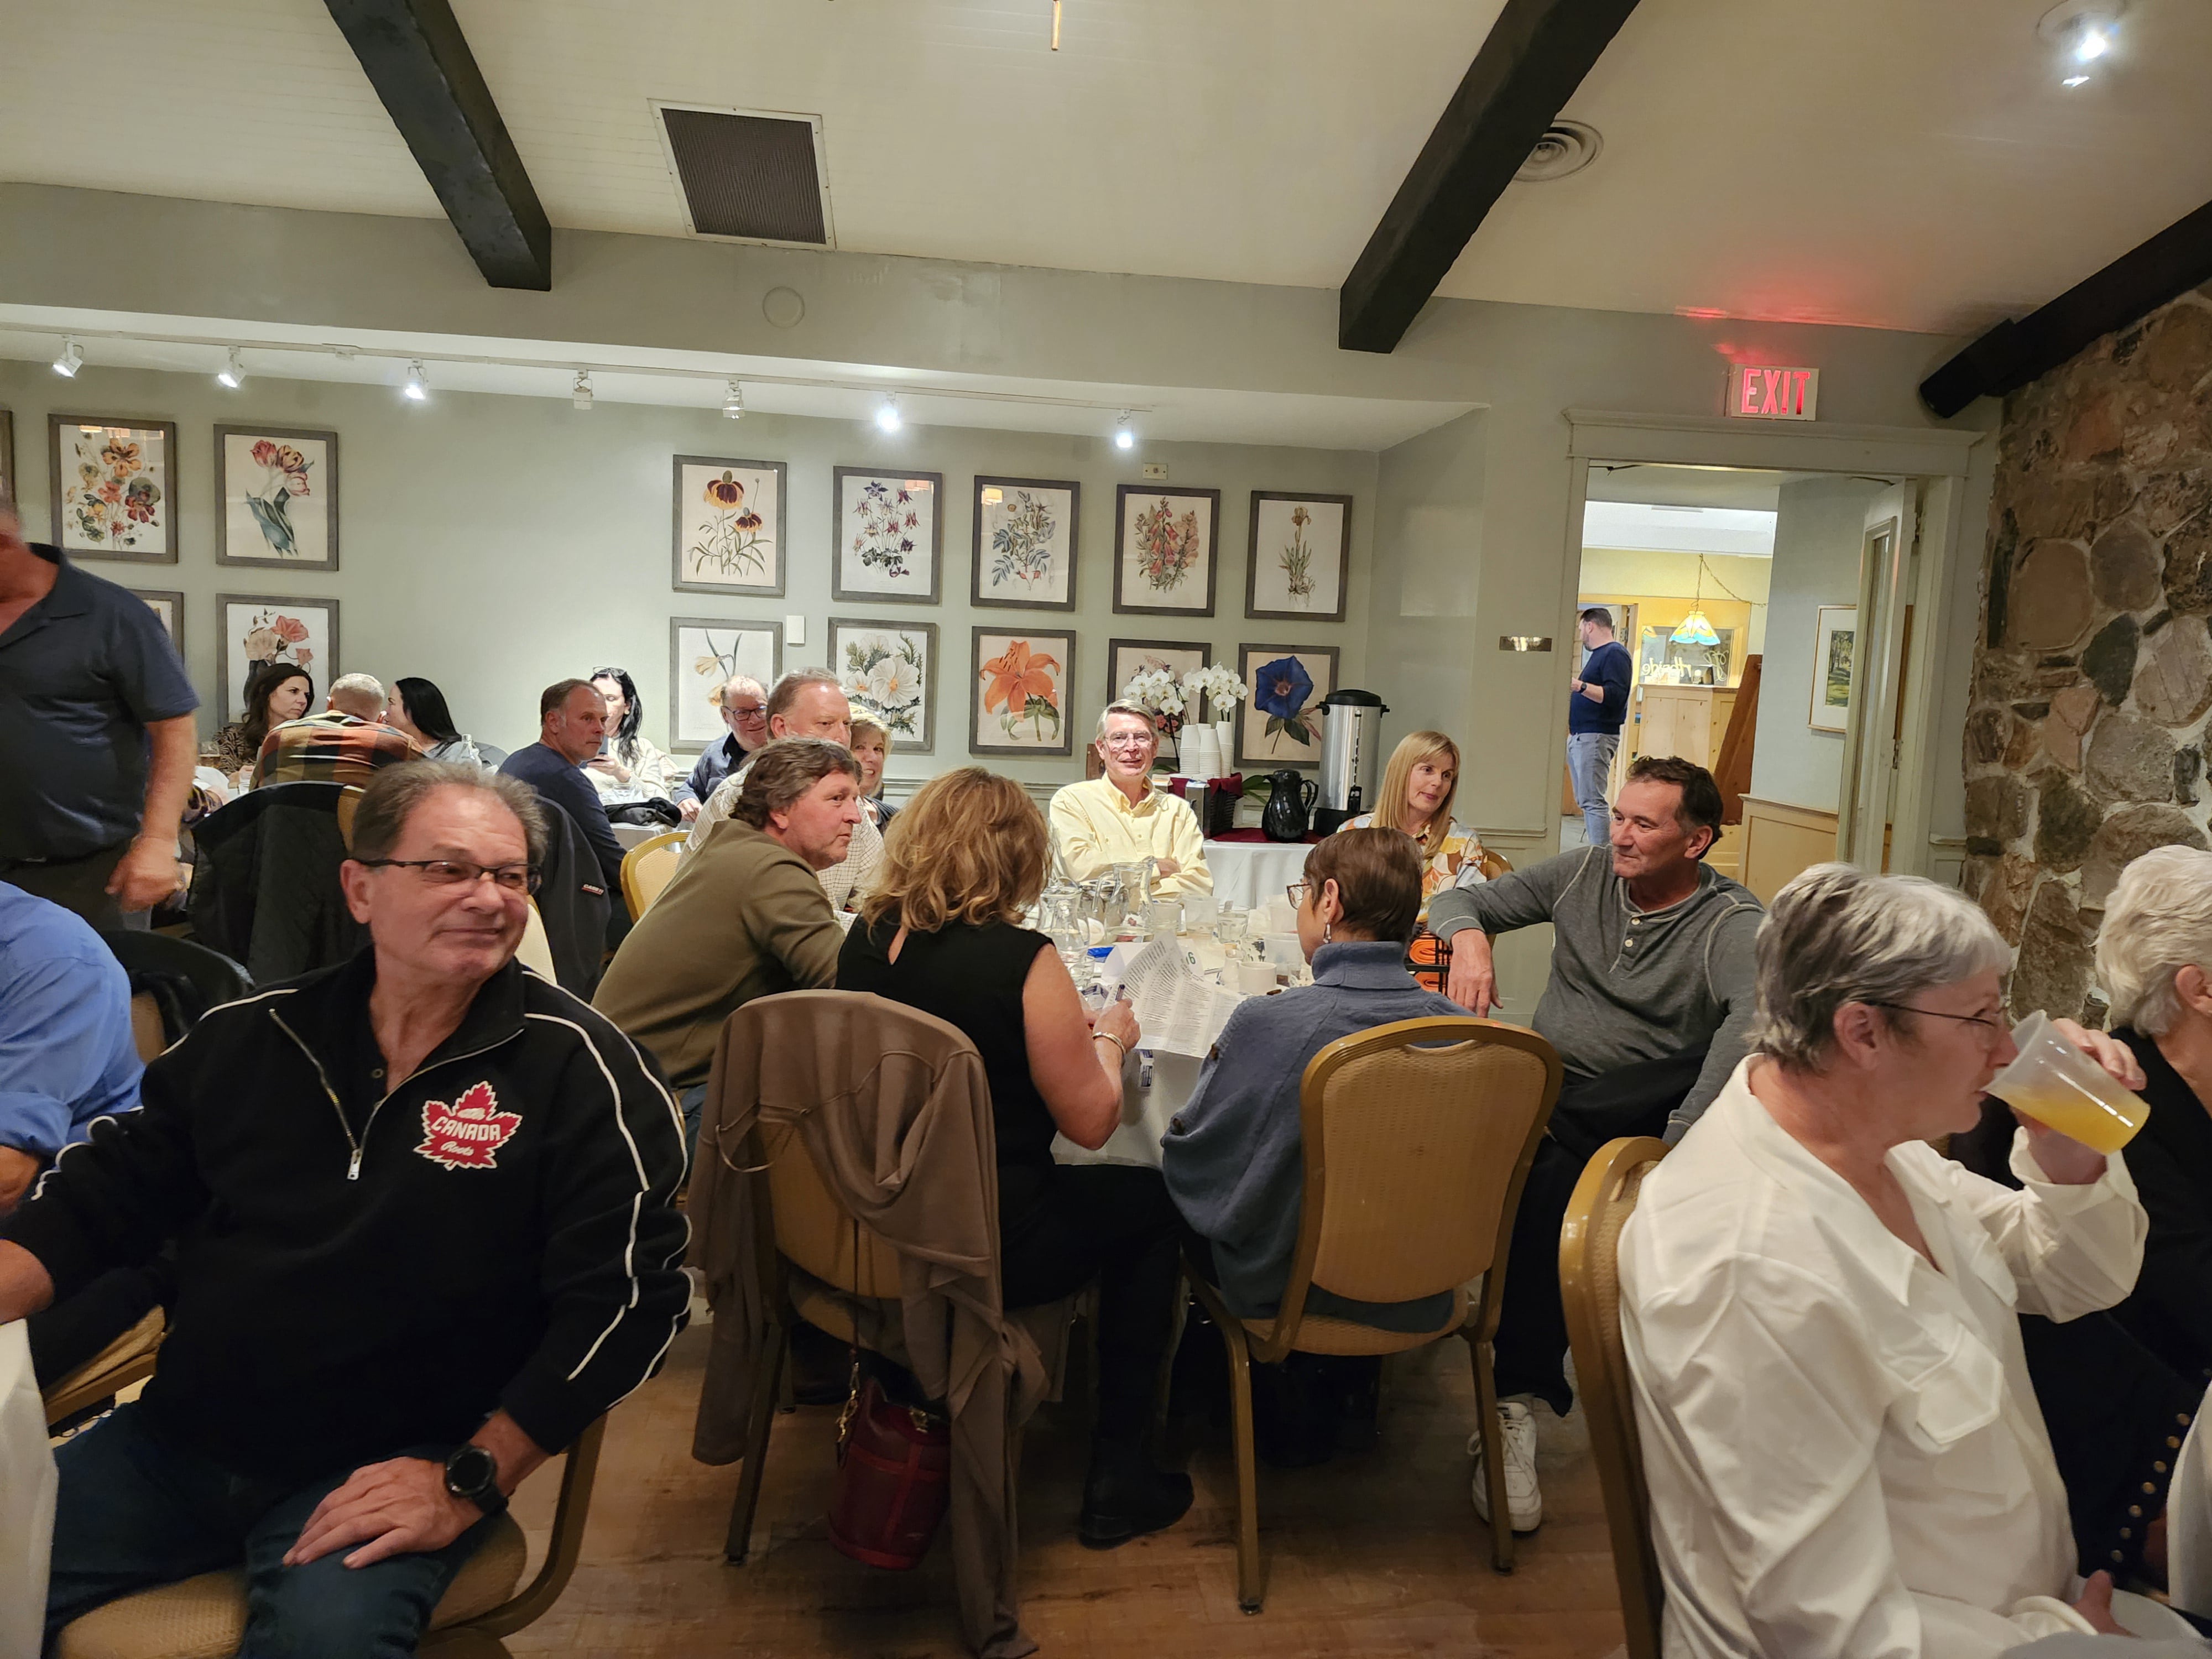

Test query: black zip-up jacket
[4,949,688,1486]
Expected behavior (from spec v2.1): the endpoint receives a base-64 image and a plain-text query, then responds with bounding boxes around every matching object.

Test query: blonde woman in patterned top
[1337,729,1488,919]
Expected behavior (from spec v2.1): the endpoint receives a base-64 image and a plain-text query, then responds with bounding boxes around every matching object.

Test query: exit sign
[1728,363,1819,420]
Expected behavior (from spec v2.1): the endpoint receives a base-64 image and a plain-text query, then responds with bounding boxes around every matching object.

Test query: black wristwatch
[443,1443,508,1517]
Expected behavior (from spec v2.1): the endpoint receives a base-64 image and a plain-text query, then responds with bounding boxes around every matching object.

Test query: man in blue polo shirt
[0,492,199,928]
[1566,607,1632,847]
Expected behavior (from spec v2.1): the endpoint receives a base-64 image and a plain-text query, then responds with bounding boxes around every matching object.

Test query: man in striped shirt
[251,672,419,788]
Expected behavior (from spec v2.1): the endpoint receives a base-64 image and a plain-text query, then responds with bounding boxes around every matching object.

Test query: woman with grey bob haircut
[1616,860,2175,1653]
[1746,862,2011,1068]
[2096,843,2212,1035]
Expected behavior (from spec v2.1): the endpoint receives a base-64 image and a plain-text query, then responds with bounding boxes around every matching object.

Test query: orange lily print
[980,637,1063,743]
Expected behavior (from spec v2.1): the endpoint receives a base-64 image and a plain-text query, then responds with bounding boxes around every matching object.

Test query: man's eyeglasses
[724,702,768,723]
[356,858,541,895]
[1864,1001,2006,1039]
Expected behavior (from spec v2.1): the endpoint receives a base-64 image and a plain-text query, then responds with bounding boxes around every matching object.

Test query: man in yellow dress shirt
[1048,702,1212,899]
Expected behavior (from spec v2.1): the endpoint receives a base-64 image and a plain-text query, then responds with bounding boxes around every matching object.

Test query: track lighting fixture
[723,379,744,419]
[875,394,902,433]
[572,370,594,410]
[217,347,246,389]
[52,337,82,377]
[403,360,429,401]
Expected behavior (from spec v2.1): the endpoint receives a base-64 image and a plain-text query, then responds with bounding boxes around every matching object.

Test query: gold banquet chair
[50,1413,607,1659]
[620,830,687,919]
[1558,1136,1670,1659]
[1184,1015,1561,1611]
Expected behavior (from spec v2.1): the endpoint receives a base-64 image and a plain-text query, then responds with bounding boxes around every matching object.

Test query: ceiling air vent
[1516,120,1603,183]
[654,102,834,247]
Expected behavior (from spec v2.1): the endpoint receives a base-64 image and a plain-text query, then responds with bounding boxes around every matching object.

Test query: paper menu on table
[1110,936,1243,1059]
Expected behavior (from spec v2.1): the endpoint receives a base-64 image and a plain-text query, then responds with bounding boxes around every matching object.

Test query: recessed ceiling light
[1517,121,1603,183]
[2038,1,2125,82]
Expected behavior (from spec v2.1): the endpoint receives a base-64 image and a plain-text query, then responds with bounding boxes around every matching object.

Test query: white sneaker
[1468,1399,1542,1532]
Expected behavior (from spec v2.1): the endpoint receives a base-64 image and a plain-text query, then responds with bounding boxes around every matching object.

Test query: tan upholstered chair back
[1559,1136,1669,1659]
[128,992,168,1064]
[761,1120,906,1301]
[1280,1017,1559,1324]
[515,899,558,979]
[621,830,686,917]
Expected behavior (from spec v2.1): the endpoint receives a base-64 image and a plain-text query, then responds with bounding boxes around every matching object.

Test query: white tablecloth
[0,1321,54,1659]
[1201,839,1313,912]
[1053,1048,1206,1171]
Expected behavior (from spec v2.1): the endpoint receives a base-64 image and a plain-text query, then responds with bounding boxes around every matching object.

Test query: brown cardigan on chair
[687,990,1052,1659]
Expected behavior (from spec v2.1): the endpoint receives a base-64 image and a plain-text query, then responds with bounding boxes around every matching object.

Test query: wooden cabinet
[1630,685,1737,772]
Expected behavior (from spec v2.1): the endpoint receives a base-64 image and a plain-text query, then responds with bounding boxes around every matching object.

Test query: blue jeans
[1566,732,1619,848]
[45,1403,491,1656]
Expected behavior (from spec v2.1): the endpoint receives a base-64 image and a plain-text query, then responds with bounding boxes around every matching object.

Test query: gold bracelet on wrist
[1093,1032,1128,1059]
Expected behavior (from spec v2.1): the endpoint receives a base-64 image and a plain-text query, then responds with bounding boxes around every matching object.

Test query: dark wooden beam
[323,0,551,290]
[1338,0,1641,354]
[1921,197,2212,416]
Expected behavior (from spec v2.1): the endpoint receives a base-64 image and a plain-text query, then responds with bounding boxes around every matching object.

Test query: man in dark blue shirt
[499,680,627,903]
[0,495,200,928]
[675,674,768,823]
[1566,607,1632,847]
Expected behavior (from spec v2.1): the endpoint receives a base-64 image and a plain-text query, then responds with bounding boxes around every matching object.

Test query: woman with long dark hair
[387,676,489,768]
[204,662,314,779]
[586,666,681,805]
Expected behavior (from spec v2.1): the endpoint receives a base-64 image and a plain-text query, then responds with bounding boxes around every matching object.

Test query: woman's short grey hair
[1094,700,1157,744]
[2096,844,2212,1036]
[1749,863,2011,1070]
[349,762,548,869]
[731,738,859,828]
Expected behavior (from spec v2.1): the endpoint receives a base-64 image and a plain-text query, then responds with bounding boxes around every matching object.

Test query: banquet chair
[620,830,686,919]
[515,900,559,979]
[1183,1015,1560,1610]
[41,1308,165,1431]
[1405,850,1511,993]
[49,1415,607,1659]
[1558,1136,1670,1659]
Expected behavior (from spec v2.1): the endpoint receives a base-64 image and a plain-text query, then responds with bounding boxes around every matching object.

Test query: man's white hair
[1094,700,1158,745]
[328,672,387,718]
[2096,844,2212,1036]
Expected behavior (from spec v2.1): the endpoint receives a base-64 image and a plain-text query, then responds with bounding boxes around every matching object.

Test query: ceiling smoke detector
[1516,121,1603,183]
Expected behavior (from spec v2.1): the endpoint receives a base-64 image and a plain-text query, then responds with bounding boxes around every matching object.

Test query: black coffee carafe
[1261,770,1319,842]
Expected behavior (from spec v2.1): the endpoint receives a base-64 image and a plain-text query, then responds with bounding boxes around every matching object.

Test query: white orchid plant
[1181,663,1247,720]
[1120,667,1187,736]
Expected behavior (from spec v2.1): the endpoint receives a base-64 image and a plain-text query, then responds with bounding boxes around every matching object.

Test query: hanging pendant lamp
[1671,556,1721,646]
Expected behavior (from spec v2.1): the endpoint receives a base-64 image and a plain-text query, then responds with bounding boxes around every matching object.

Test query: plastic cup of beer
[1984,1010,2150,1154]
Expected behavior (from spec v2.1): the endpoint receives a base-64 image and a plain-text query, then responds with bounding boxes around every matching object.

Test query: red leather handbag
[828,1370,952,1570]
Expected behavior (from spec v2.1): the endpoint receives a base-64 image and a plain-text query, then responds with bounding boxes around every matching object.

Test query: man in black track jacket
[0,761,688,1656]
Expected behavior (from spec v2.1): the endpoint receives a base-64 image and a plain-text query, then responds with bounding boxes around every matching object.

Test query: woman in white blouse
[1621,862,2180,1656]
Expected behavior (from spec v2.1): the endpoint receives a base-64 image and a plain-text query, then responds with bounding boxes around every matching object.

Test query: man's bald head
[328,672,388,722]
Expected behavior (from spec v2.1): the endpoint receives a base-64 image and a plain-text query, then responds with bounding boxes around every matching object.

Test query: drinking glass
[1985,1010,2150,1153]
[1214,908,1249,963]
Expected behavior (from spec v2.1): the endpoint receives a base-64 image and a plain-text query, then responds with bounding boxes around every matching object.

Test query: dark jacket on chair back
[185,781,365,983]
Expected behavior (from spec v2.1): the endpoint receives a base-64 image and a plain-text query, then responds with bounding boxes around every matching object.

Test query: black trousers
[999,1161,1183,1442]
[0,843,144,932]
[1491,1047,1708,1414]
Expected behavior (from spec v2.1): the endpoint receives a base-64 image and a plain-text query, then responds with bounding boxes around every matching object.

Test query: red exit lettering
[1726,364,1820,421]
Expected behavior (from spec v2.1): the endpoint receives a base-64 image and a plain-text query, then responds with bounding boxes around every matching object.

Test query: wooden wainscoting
[1739,796,1841,904]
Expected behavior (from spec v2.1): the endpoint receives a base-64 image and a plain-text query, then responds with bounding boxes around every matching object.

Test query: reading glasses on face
[356,858,542,895]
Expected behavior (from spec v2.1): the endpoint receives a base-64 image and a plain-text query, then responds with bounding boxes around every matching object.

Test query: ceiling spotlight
[2074,23,2109,58]
[403,359,429,402]
[52,337,82,378]
[572,369,594,410]
[217,347,246,390]
[2038,2,2124,83]
[875,394,901,433]
[1114,411,1135,451]
[723,379,744,420]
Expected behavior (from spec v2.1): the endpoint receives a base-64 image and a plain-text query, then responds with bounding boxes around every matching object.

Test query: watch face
[447,1444,497,1495]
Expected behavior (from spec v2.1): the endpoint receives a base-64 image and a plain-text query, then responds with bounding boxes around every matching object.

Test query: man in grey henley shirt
[1427,755,1760,1519]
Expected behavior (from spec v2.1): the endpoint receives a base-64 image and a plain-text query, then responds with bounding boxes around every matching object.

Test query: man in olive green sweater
[593,739,862,1152]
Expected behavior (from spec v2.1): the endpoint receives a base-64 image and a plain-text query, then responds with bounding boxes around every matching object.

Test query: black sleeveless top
[836,916,1057,1170]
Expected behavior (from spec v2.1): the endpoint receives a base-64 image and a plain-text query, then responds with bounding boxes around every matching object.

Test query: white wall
[0,359,1374,791]
[1749,474,1889,812]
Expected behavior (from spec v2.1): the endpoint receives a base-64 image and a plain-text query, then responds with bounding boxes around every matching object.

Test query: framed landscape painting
[833,467,942,604]
[669,617,784,753]
[218,594,337,724]
[971,626,1074,758]
[132,589,184,654]
[1113,485,1219,616]
[216,425,338,571]
[672,456,786,597]
[1810,604,1857,733]
[50,415,178,562]
[1236,643,1339,770]
[972,476,1079,610]
[832,617,938,754]
[1107,637,1209,710]
[1246,491,1350,622]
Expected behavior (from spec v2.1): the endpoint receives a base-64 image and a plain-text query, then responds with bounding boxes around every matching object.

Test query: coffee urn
[1313,689,1389,837]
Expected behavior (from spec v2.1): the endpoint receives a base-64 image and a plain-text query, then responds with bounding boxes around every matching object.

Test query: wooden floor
[504,1319,1628,1658]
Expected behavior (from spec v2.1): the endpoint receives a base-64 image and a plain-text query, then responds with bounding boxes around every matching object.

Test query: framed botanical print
[833,467,942,604]
[672,456,786,597]
[1107,638,1210,711]
[669,617,784,753]
[971,476,1079,610]
[216,425,338,570]
[0,409,14,509]
[218,594,338,724]
[971,626,1074,757]
[1113,485,1219,616]
[50,416,178,562]
[832,617,939,754]
[1809,604,1858,733]
[1246,491,1350,622]
[131,588,185,654]
[1236,643,1339,770]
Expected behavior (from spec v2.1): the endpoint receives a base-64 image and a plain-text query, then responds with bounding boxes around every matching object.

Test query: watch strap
[443,1444,508,1517]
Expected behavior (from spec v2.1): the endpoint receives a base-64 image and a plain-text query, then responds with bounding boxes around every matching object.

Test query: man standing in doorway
[1566,607,1632,847]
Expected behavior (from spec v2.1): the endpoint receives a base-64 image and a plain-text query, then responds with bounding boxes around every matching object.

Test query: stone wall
[1963,285,2212,1021]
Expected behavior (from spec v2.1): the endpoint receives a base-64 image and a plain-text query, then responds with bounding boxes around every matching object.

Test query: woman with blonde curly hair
[838,768,1191,1550]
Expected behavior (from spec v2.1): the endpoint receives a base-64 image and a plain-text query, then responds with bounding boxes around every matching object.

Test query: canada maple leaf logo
[415,1081,522,1171]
